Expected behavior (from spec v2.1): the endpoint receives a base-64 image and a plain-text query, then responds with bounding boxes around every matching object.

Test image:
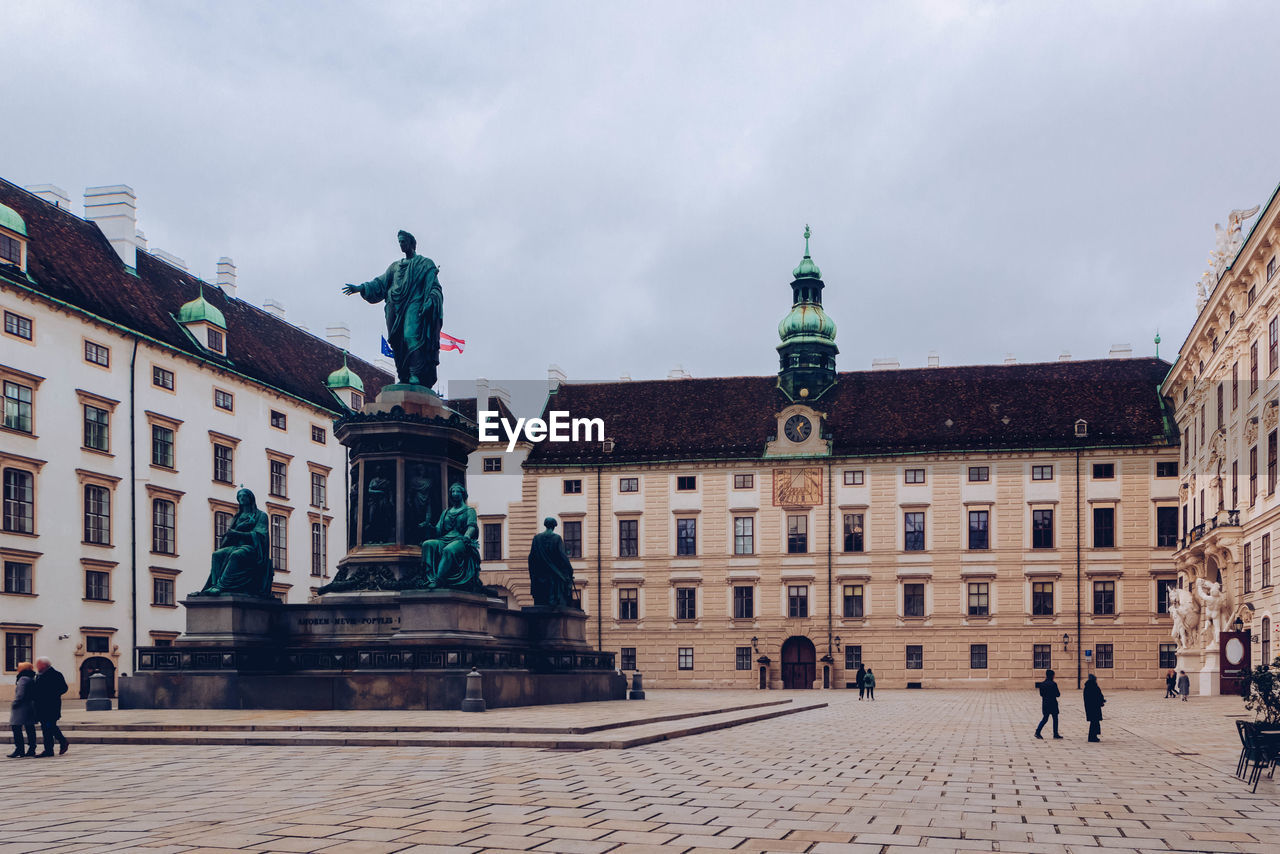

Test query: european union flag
[380,336,395,358]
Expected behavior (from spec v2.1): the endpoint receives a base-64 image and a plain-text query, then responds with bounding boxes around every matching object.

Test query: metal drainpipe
[129,335,140,673]
[826,460,833,669]
[1076,446,1082,690]
[596,465,602,652]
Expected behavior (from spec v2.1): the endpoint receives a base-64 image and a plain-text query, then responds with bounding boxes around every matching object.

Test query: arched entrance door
[781,636,816,689]
[79,656,115,699]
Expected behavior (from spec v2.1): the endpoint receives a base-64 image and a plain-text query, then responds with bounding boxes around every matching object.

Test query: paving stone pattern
[1,690,1275,854]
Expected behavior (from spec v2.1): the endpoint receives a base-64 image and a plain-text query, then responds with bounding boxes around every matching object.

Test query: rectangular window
[903,582,925,617]
[152,498,176,554]
[1251,445,1259,504]
[0,234,20,265]
[831,515,860,559]
[676,475,697,491]
[214,389,233,411]
[787,514,808,553]
[1156,461,1178,478]
[787,584,809,618]
[968,510,989,550]
[3,469,34,534]
[483,457,503,473]
[733,516,754,555]
[733,473,753,489]
[969,644,988,669]
[1233,362,1239,409]
[3,311,32,340]
[842,583,864,619]
[676,587,697,621]
[213,444,233,484]
[676,518,696,556]
[1270,431,1278,495]
[1217,382,1224,429]
[207,328,224,352]
[152,576,175,606]
[733,585,754,620]
[151,424,175,468]
[85,569,110,601]
[310,472,327,508]
[619,476,639,492]
[213,510,232,544]
[310,425,326,444]
[1245,542,1253,593]
[152,366,174,390]
[5,632,33,672]
[1033,644,1052,670]
[845,645,862,669]
[1093,506,1115,548]
[270,514,288,571]
[3,381,33,433]
[1233,460,1239,509]
[1092,580,1116,615]
[3,561,33,595]
[83,404,109,452]
[1032,465,1053,481]
[1095,643,1114,669]
[1032,508,1054,549]
[1270,316,1278,375]
[618,519,638,557]
[563,521,582,558]
[968,466,990,482]
[1159,643,1177,670]
[311,522,327,576]
[1032,581,1054,616]
[350,392,363,410]
[620,647,637,671]
[482,522,502,561]
[735,647,752,671]
[1270,256,1278,281]
[1156,578,1177,615]
[677,647,693,670]
[1251,341,1260,393]
[84,340,110,367]
[904,468,925,484]
[270,410,287,430]
[904,511,925,551]
[618,588,638,621]
[1263,534,1272,587]
[1092,463,1115,479]
[906,645,923,670]
[967,582,989,616]
[269,459,287,498]
[563,478,582,494]
[1156,506,1178,548]
[84,484,110,544]
[843,469,864,486]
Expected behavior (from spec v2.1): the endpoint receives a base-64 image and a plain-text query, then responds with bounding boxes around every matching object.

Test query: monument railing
[137,645,615,674]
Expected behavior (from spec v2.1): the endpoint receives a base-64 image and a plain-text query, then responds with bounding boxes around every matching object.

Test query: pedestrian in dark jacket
[1034,669,1062,739]
[863,667,876,701]
[1177,670,1190,701]
[855,664,866,700]
[1083,673,1106,742]
[8,663,36,758]
[31,657,69,757]
[1164,670,1177,699]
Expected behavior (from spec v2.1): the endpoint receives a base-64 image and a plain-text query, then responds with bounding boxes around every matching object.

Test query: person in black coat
[855,664,866,700]
[1034,669,1062,739]
[8,663,36,758]
[31,657,69,757]
[1083,673,1106,742]
[1164,669,1177,699]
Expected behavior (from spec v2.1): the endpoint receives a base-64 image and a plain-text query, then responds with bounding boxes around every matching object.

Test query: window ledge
[82,447,114,458]
[150,603,178,609]
[150,552,179,559]
[2,530,38,539]
[83,598,115,604]
[0,427,37,440]
[81,541,114,548]
[0,592,36,598]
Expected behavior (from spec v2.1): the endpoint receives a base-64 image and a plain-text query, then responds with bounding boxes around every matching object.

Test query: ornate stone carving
[1169,586,1200,650]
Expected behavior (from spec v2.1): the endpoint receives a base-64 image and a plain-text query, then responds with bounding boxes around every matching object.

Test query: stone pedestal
[1199,653,1221,696]
[395,590,494,642]
[178,594,282,646]
[521,606,589,648]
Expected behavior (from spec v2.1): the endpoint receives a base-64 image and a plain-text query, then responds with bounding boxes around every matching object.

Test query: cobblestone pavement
[0,690,1274,854]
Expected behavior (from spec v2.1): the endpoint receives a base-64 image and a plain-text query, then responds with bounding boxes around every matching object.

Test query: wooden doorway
[781,636,815,689]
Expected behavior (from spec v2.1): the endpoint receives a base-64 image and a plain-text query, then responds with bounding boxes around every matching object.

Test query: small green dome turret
[326,352,365,393]
[778,304,836,343]
[777,225,838,402]
[177,291,226,329]
[0,203,27,237]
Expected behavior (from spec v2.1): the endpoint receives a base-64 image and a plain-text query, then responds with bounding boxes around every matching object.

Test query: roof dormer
[177,287,228,355]
[326,351,366,411]
[0,203,28,272]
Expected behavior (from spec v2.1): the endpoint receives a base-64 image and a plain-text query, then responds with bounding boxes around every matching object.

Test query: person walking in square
[31,657,69,757]
[1164,669,1177,699]
[1034,669,1062,739]
[1177,670,1190,702]
[855,663,866,700]
[1083,673,1106,742]
[8,662,36,758]
[863,666,876,701]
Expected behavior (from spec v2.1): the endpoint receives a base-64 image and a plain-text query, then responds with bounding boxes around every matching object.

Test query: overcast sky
[5,1,1280,400]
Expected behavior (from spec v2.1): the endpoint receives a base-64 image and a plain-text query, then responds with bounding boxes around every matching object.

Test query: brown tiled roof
[0,178,391,413]
[526,358,1176,466]
[446,395,518,425]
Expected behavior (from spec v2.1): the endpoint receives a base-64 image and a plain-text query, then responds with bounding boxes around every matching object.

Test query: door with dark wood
[781,636,815,689]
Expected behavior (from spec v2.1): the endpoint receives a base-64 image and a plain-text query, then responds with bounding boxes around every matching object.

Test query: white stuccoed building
[0,179,392,700]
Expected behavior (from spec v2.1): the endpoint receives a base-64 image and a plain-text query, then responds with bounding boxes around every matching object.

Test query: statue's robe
[422,504,481,591]
[359,254,442,386]
[528,530,576,607]
[202,509,272,596]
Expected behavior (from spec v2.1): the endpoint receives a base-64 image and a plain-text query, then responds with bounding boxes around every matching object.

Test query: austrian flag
[440,332,465,353]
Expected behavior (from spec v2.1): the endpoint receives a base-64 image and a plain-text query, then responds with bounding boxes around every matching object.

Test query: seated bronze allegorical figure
[196,488,273,597]
[420,482,482,592]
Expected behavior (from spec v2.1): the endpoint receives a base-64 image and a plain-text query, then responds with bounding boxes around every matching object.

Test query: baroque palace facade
[1163,182,1280,687]
[480,238,1183,689]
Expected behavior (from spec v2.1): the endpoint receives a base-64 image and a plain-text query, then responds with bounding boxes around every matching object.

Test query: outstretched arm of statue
[342,283,363,295]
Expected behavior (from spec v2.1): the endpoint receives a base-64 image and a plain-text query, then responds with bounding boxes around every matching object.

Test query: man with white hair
[31,657,69,756]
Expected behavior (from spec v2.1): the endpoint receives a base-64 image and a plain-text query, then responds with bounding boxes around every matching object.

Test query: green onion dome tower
[777,225,838,402]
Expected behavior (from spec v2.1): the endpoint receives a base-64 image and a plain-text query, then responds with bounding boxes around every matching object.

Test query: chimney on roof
[25,184,71,211]
[135,230,148,251]
[374,356,395,376]
[151,248,188,271]
[620,373,631,381]
[474,377,490,412]
[548,364,566,392]
[325,322,350,350]
[871,358,899,371]
[263,299,286,320]
[668,365,692,379]
[927,352,941,368]
[1109,343,1133,359]
[491,383,512,408]
[216,257,237,299]
[1004,353,1017,365]
[1059,350,1072,361]
[84,185,138,268]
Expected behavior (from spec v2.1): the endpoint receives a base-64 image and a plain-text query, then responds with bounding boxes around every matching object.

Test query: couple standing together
[8,658,70,758]
[1034,669,1106,742]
